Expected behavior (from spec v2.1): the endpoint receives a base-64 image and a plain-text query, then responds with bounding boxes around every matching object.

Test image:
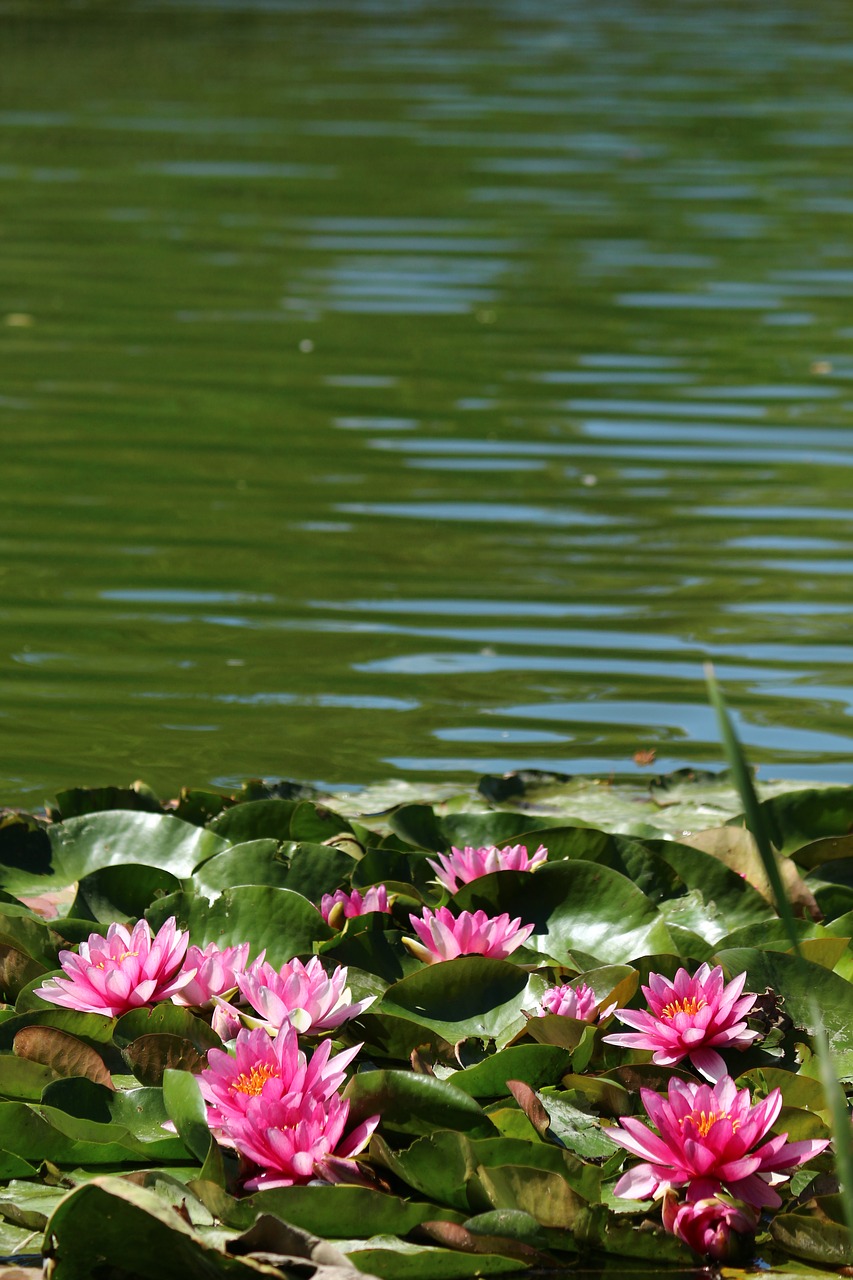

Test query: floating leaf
[344,1070,497,1140]
[715,946,853,1079]
[190,839,291,897]
[53,785,163,820]
[453,862,673,966]
[146,886,332,966]
[473,1163,587,1230]
[337,1234,518,1279]
[0,1054,61,1100]
[162,1068,212,1165]
[0,944,46,1002]
[13,1025,113,1089]
[289,801,355,845]
[23,811,230,896]
[70,863,183,923]
[207,798,299,844]
[448,1045,571,1099]
[376,958,530,1042]
[114,1003,220,1053]
[44,1175,319,1278]
[0,1009,115,1051]
[771,1200,853,1266]
[123,1034,207,1087]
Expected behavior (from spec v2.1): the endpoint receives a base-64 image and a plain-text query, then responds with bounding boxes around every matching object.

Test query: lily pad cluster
[1,770,853,1278]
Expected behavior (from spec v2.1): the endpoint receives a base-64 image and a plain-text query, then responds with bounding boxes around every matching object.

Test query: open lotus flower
[662,1190,759,1262]
[537,981,599,1022]
[34,917,193,1018]
[606,1074,828,1210]
[428,843,548,894]
[237,955,375,1035]
[320,885,391,928]
[200,1024,378,1189]
[602,963,759,1081]
[171,942,251,1008]
[199,1024,361,1130]
[404,906,534,964]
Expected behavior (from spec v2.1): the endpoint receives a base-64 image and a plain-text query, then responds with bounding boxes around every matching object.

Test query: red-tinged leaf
[13,1025,114,1090]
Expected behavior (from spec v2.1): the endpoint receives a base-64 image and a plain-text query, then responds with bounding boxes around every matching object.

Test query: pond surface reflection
[2,1,852,802]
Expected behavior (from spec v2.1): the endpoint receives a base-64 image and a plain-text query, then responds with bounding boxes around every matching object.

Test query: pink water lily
[428,843,548,894]
[662,1191,759,1262]
[35,917,193,1018]
[320,885,391,928]
[172,942,251,1008]
[199,1024,378,1189]
[606,1074,828,1209]
[538,981,599,1022]
[199,1025,360,1130]
[404,906,534,964]
[237,955,375,1035]
[603,964,759,1081]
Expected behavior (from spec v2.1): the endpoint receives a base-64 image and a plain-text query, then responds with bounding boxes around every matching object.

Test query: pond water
[3,0,853,807]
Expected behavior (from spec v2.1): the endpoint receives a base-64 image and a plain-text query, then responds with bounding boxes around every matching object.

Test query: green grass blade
[704,663,801,957]
[810,999,853,1240]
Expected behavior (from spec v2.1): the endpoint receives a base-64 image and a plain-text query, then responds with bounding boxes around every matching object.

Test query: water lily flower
[404,906,534,964]
[538,981,599,1022]
[171,942,251,1008]
[199,1024,361,1130]
[237,955,375,1035]
[199,1024,379,1189]
[428,843,548,894]
[35,917,193,1018]
[606,1074,828,1209]
[320,885,391,928]
[661,1191,759,1262]
[602,963,759,1081]
[211,999,244,1044]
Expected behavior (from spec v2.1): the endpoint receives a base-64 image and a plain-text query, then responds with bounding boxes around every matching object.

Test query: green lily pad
[715,946,853,1079]
[337,1235,518,1279]
[448,1044,572,1098]
[146,886,333,966]
[0,811,230,898]
[207,798,299,843]
[344,1069,497,1140]
[71,863,183,923]
[376,957,530,1041]
[453,862,674,966]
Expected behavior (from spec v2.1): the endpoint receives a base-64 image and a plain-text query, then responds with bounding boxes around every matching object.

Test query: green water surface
[2,1,853,806]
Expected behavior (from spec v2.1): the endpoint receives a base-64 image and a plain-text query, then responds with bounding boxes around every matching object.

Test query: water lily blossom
[211,999,244,1044]
[172,942,251,1008]
[602,963,759,1081]
[662,1191,759,1262]
[428,843,548,894]
[404,906,534,964]
[199,1024,361,1130]
[35,917,193,1018]
[237,955,375,1035]
[538,981,599,1022]
[320,885,391,928]
[199,1024,379,1189]
[606,1074,828,1210]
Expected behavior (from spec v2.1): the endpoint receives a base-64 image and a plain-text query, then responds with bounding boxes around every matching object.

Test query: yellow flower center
[683,1109,740,1138]
[660,995,707,1019]
[95,949,138,969]
[232,1062,278,1096]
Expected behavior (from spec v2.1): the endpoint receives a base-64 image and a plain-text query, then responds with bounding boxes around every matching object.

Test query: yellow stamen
[682,1109,740,1138]
[95,950,139,969]
[232,1062,278,1096]
[660,995,707,1019]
